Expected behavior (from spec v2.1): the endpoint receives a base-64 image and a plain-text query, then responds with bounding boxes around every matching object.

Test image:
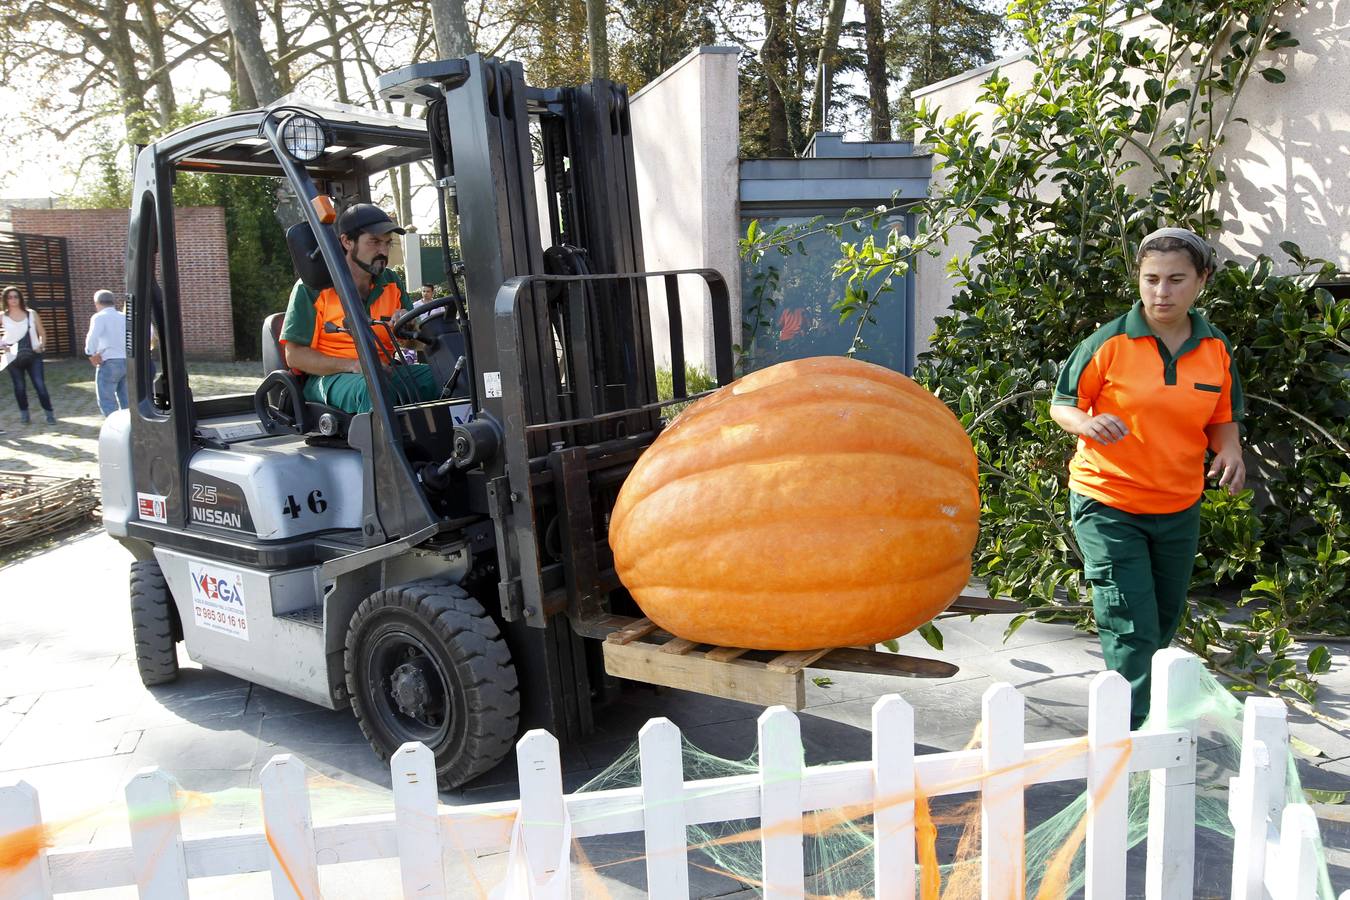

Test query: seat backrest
[262,313,286,374]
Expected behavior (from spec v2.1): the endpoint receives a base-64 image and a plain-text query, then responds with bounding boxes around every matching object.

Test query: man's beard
[352,250,388,276]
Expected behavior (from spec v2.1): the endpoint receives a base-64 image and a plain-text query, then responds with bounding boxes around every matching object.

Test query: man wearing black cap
[279,203,440,413]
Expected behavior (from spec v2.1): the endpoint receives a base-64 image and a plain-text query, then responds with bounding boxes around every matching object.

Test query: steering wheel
[391,295,460,340]
[255,371,306,434]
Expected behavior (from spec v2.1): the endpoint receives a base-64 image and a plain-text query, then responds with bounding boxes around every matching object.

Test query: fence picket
[125,768,188,899]
[640,718,689,899]
[871,694,915,900]
[981,683,1025,900]
[1241,698,1289,827]
[759,706,805,899]
[260,754,320,900]
[1228,738,1272,900]
[0,780,54,899]
[515,729,568,889]
[1274,804,1321,900]
[1086,671,1130,900]
[1145,649,1201,900]
[391,742,447,899]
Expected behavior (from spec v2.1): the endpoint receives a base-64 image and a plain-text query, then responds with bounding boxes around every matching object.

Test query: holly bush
[743,0,1348,704]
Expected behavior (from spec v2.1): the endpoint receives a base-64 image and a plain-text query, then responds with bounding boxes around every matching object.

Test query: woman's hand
[1205,422,1245,495]
[1079,413,1130,445]
[1207,444,1246,494]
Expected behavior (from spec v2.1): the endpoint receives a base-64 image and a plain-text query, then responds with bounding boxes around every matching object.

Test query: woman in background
[1,285,57,425]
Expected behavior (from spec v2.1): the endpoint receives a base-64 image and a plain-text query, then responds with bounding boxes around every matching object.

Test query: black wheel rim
[363,627,454,747]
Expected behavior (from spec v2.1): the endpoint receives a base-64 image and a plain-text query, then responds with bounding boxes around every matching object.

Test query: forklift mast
[380,57,734,742]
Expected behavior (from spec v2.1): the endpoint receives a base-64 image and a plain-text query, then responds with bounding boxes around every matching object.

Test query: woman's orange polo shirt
[1052,302,1244,515]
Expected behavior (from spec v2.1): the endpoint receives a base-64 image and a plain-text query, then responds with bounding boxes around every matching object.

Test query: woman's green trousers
[1069,491,1201,729]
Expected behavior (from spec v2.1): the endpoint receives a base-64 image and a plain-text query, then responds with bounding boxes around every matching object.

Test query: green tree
[888,0,1005,130]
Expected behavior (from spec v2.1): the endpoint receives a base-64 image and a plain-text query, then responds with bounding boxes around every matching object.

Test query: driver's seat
[255,312,351,440]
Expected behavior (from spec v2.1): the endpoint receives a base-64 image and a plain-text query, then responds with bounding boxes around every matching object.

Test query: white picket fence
[0,648,1338,899]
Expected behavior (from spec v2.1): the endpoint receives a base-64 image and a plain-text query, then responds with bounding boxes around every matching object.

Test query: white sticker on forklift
[137,492,168,524]
[188,562,249,641]
[484,371,502,398]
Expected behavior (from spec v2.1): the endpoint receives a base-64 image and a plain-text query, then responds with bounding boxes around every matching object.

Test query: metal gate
[0,231,75,356]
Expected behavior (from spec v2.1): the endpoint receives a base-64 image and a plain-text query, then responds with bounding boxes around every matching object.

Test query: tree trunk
[233,39,258,109]
[320,6,350,104]
[133,0,176,128]
[586,0,609,79]
[862,0,891,141]
[429,0,475,58]
[103,0,152,143]
[807,0,848,136]
[270,0,293,93]
[220,0,281,105]
[761,0,790,155]
[398,163,413,226]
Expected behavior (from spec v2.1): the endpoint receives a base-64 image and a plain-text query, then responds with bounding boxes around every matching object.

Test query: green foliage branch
[741,0,1348,708]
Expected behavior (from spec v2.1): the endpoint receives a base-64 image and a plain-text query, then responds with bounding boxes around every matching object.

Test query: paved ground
[1,528,1347,897]
[1,360,1347,896]
[0,358,261,482]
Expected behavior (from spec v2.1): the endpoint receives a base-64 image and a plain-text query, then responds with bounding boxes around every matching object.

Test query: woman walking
[1,286,57,425]
[1050,228,1246,728]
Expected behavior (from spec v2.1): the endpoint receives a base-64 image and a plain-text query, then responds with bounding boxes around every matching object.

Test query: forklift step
[276,606,324,628]
[600,617,958,711]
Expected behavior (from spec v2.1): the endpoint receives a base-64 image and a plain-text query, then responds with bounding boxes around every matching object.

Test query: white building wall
[629,46,741,374]
[909,0,1348,354]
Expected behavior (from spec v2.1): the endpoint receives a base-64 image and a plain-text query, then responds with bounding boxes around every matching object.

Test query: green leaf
[917,622,944,652]
[1003,614,1031,642]
[811,676,835,688]
[1290,735,1325,758]
[881,638,900,653]
[1307,645,1332,675]
[1260,68,1287,84]
[1303,788,1348,805]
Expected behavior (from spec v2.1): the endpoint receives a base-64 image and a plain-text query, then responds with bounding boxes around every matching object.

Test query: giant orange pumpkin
[609,356,980,650]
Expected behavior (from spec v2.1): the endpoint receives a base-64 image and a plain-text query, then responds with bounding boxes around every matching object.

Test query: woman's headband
[1139,227,1216,272]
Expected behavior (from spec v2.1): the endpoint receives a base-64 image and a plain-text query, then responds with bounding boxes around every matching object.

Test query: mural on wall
[739,210,913,374]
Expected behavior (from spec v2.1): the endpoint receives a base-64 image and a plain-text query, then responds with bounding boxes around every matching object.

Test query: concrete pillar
[630,46,741,376]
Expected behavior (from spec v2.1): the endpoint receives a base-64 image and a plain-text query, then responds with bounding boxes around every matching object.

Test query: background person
[85,289,129,415]
[0,285,56,425]
[1049,227,1246,728]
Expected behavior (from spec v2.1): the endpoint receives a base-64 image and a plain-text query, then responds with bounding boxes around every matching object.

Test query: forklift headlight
[280,114,327,162]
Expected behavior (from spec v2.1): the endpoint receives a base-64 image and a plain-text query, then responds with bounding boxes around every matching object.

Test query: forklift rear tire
[130,560,180,686]
[345,581,520,790]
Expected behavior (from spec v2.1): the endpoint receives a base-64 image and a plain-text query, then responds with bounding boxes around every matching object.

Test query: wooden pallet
[602,617,959,710]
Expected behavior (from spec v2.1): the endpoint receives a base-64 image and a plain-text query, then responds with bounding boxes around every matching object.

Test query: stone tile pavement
[0,359,1346,896]
[0,358,262,482]
[2,529,1347,897]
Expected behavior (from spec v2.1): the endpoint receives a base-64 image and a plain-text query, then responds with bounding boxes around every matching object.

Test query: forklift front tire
[130,560,180,686]
[345,582,520,790]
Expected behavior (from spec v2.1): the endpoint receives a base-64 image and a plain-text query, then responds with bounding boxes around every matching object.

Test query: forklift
[102,55,969,789]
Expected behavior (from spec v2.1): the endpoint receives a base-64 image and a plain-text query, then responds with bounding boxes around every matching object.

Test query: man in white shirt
[85,290,128,415]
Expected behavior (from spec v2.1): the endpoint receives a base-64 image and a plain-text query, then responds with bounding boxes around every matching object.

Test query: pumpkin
[609,356,980,650]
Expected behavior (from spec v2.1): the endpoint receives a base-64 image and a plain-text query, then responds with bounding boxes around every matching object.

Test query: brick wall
[10,207,234,360]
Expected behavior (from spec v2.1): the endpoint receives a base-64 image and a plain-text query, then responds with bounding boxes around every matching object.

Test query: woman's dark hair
[1135,236,1208,275]
[1,285,27,313]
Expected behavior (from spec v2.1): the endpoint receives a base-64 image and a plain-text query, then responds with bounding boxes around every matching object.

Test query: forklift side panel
[154,547,337,708]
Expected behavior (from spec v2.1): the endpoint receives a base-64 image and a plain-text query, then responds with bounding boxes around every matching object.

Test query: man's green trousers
[303,363,440,414]
[1069,491,1201,728]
